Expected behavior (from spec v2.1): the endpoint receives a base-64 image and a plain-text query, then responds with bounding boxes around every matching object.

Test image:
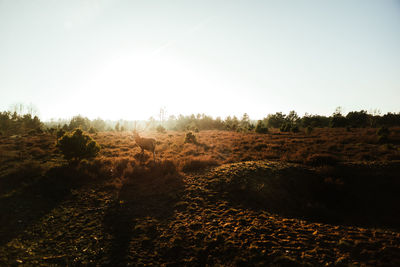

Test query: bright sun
[76,52,225,120]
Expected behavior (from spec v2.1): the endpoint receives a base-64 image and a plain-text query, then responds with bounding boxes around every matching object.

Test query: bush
[377,126,390,136]
[377,126,390,144]
[255,120,268,134]
[184,131,197,144]
[57,128,100,162]
[290,124,299,133]
[305,126,313,135]
[56,129,66,140]
[156,125,166,133]
[36,127,43,134]
[280,123,291,132]
[88,126,97,134]
[330,115,348,128]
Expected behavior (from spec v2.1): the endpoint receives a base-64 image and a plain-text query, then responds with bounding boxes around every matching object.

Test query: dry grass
[1,129,400,266]
[93,128,400,169]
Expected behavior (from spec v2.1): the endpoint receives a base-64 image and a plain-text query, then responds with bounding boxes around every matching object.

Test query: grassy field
[0,128,400,266]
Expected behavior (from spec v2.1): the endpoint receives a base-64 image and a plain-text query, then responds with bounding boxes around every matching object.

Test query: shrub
[290,124,299,133]
[184,131,197,144]
[56,129,66,140]
[377,126,390,136]
[46,127,56,135]
[305,126,313,135]
[57,128,100,162]
[280,123,291,132]
[156,125,166,133]
[88,126,97,134]
[255,120,268,134]
[377,126,390,144]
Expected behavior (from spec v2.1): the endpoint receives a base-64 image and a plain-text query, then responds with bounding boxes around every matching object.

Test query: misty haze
[1,1,400,266]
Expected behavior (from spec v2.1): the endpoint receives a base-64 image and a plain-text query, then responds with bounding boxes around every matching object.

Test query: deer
[133,132,156,162]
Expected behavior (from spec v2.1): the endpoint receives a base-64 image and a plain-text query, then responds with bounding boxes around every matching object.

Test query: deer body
[134,133,156,161]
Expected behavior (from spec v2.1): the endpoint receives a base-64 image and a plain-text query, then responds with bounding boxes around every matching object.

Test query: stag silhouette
[133,132,156,162]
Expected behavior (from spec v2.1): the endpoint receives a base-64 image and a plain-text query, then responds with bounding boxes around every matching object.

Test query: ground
[0,129,399,266]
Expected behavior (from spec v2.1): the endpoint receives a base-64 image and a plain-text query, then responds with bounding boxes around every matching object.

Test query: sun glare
[76,51,237,120]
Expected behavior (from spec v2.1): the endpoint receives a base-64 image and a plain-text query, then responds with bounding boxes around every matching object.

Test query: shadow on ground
[102,161,184,266]
[0,163,94,246]
[207,160,400,230]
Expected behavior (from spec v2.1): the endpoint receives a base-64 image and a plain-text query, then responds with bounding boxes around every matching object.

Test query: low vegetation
[1,109,400,265]
[57,128,100,163]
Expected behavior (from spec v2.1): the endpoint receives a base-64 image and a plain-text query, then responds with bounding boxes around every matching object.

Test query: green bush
[184,131,197,144]
[305,126,313,135]
[280,123,291,132]
[57,128,100,162]
[290,124,299,133]
[255,120,268,134]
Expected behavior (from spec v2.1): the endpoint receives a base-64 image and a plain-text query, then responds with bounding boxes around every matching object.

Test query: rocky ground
[1,161,400,266]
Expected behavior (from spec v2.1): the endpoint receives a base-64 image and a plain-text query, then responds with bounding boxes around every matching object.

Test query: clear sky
[1,0,399,121]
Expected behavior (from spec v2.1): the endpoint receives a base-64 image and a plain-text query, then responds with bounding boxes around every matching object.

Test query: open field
[1,128,400,266]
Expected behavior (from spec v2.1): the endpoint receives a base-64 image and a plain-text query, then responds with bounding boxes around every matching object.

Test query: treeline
[260,110,400,131]
[164,110,400,133]
[0,111,43,135]
[46,110,400,133]
[1,109,400,136]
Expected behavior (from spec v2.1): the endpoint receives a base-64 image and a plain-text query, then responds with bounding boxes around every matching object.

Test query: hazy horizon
[1,1,399,121]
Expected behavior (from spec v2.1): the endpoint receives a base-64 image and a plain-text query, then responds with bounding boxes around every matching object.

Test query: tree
[57,129,100,162]
[346,110,369,128]
[330,113,348,128]
[255,120,268,133]
[69,115,90,131]
[286,110,300,124]
[240,113,251,131]
[224,116,239,131]
[266,112,286,128]
[91,118,106,132]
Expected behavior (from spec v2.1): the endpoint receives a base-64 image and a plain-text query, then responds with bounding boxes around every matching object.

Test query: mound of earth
[207,160,400,228]
[1,160,399,266]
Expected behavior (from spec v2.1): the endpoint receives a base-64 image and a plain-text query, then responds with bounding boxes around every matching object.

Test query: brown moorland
[0,128,399,266]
